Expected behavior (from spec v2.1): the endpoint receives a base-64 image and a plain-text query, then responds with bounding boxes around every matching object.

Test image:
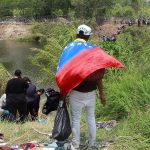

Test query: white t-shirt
[0,94,6,108]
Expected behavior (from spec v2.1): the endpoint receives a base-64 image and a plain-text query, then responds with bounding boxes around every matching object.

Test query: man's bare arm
[97,79,105,106]
[97,69,106,106]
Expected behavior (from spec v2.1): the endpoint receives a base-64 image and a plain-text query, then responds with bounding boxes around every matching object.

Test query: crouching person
[23,77,37,120]
[0,94,10,119]
[0,94,6,113]
[5,69,29,122]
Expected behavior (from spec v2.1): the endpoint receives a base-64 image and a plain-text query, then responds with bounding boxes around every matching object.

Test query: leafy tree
[112,4,135,17]
[30,0,46,17]
[0,0,148,21]
[71,0,115,19]
[0,0,13,17]
[52,0,71,16]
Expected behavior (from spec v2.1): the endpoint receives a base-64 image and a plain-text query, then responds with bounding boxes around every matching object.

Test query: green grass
[1,24,150,149]
[0,103,54,145]
[95,110,150,150]
[16,38,34,42]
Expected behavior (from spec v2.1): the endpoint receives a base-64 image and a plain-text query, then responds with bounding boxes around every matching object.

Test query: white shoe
[66,143,79,150]
[85,140,98,149]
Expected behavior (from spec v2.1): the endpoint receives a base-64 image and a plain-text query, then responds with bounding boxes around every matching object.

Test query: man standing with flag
[56,24,124,149]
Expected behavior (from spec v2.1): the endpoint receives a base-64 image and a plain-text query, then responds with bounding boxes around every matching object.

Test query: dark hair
[76,31,90,41]
[23,76,31,82]
[14,69,22,77]
[37,89,45,93]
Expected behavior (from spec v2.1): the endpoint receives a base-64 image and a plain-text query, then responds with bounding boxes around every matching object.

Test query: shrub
[0,64,11,96]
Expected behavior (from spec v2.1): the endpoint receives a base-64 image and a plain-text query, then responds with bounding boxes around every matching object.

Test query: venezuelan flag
[56,39,124,95]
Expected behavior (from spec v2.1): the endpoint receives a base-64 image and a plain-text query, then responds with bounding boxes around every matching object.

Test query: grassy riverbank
[0,22,150,149]
[29,23,150,149]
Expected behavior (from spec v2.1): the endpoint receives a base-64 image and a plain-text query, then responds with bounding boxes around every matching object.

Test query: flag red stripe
[56,47,124,94]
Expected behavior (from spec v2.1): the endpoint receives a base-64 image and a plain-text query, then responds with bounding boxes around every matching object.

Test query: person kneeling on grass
[5,69,29,122]
[23,77,37,120]
[0,94,6,113]
[0,94,9,118]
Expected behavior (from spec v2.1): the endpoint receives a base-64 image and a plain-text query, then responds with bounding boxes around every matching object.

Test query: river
[0,40,43,88]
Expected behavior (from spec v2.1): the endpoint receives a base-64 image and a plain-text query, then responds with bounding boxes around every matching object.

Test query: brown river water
[0,40,44,88]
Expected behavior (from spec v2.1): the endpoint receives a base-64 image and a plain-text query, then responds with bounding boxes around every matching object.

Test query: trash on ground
[35,118,47,123]
[96,120,117,130]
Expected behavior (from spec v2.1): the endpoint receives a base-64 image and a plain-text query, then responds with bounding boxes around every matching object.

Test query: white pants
[69,90,96,148]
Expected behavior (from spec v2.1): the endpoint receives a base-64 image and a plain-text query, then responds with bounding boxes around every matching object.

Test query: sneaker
[85,140,98,150]
[65,143,79,150]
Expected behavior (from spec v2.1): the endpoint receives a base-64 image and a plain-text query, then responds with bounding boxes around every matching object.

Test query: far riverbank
[0,22,32,40]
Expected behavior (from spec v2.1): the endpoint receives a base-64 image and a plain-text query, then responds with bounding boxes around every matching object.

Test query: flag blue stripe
[56,41,97,73]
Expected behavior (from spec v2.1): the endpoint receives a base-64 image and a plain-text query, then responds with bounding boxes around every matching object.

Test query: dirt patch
[0,23,32,40]
[0,21,126,41]
[96,22,126,36]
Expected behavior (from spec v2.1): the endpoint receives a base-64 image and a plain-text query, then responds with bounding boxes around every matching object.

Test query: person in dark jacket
[5,69,29,122]
[23,77,36,120]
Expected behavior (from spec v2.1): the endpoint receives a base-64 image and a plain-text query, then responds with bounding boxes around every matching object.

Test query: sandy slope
[0,23,31,40]
[0,21,125,41]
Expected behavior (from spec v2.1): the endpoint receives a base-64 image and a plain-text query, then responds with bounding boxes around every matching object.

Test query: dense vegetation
[0,64,11,95]
[0,0,150,149]
[29,22,150,149]
[0,0,150,20]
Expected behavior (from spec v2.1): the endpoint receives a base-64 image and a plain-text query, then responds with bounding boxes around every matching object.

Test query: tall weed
[0,64,11,96]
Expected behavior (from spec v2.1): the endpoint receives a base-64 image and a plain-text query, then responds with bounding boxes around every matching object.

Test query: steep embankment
[0,20,125,41]
[0,23,32,40]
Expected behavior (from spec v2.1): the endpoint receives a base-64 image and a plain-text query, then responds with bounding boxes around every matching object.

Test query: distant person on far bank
[5,69,29,122]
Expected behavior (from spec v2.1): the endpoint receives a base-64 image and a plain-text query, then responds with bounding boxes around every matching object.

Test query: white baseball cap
[77,24,93,35]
